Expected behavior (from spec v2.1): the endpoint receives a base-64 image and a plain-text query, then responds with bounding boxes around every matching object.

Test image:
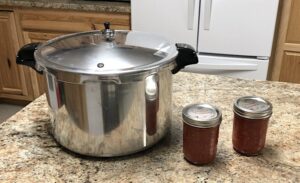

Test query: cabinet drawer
[23,31,64,42]
[17,10,130,33]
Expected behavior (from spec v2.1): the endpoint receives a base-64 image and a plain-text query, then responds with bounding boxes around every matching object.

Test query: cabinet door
[0,12,28,98]
[23,31,64,98]
[279,52,300,83]
[270,0,300,83]
[279,0,300,83]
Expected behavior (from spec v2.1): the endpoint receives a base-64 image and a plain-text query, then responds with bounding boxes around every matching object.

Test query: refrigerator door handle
[203,0,213,30]
[197,61,258,71]
[187,0,196,30]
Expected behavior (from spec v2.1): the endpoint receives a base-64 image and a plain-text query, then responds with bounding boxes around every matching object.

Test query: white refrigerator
[131,0,279,80]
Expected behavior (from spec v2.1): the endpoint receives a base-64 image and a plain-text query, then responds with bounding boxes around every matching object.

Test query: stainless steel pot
[16,23,198,157]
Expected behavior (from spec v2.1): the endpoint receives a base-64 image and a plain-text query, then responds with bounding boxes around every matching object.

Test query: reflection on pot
[45,70,172,157]
[145,74,159,135]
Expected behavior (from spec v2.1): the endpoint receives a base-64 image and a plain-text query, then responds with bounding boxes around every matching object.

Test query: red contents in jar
[232,113,269,155]
[183,123,220,165]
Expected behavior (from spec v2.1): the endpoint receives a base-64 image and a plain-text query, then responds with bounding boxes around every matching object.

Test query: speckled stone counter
[0,73,299,182]
[0,0,130,13]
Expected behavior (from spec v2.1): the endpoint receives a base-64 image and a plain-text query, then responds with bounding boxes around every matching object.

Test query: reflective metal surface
[16,26,199,157]
[182,104,222,128]
[45,67,172,157]
[101,22,115,41]
[36,30,177,157]
[35,30,177,79]
[233,96,273,119]
[46,45,163,72]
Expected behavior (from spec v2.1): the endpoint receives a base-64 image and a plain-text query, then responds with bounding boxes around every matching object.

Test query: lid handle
[16,42,43,74]
[172,43,198,74]
[104,22,110,30]
[102,22,115,41]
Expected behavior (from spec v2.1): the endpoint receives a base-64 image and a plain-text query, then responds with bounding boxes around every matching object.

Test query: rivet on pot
[97,63,104,68]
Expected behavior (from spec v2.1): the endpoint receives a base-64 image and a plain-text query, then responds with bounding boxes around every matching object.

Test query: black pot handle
[172,43,198,74]
[16,42,43,74]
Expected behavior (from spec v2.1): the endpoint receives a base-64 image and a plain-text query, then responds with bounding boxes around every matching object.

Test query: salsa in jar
[232,96,272,156]
[182,103,222,165]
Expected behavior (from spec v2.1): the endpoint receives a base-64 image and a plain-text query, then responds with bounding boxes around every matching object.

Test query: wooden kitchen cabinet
[17,9,130,98]
[16,10,130,33]
[0,8,130,102]
[14,9,130,99]
[279,52,300,82]
[269,0,300,83]
[22,31,65,98]
[0,11,33,102]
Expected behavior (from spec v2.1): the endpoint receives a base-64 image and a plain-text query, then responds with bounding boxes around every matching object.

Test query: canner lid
[34,30,178,76]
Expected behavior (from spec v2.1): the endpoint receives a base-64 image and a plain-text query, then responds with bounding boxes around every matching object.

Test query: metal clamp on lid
[102,22,115,41]
[233,96,273,119]
[182,103,222,128]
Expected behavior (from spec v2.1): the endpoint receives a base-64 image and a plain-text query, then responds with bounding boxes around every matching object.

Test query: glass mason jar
[182,103,222,165]
[232,96,273,156]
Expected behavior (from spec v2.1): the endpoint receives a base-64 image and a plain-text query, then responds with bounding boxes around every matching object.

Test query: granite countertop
[0,0,130,13]
[0,72,299,182]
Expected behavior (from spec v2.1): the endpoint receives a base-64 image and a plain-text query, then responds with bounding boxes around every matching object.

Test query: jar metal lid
[233,96,272,119]
[182,103,222,128]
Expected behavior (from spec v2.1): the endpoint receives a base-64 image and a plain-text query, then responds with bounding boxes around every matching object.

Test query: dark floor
[0,104,24,123]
